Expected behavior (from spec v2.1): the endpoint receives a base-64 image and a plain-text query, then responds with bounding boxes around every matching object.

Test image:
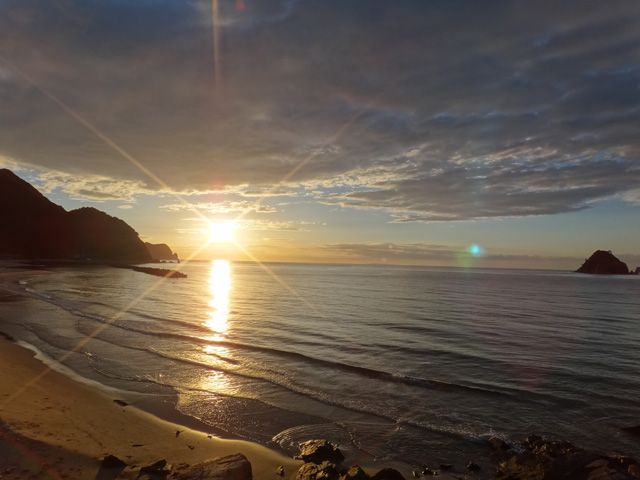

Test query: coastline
[0,336,304,479]
[0,268,304,479]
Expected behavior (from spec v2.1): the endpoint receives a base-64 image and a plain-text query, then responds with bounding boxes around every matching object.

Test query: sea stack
[576,250,630,275]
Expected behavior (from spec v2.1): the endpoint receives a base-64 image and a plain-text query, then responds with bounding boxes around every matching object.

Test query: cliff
[144,242,179,262]
[0,169,153,263]
[576,250,630,275]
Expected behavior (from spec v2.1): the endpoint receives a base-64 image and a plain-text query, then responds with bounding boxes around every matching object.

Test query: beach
[0,334,305,479]
[0,268,302,479]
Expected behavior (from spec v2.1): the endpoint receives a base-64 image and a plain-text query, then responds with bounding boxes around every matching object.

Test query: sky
[1,0,640,270]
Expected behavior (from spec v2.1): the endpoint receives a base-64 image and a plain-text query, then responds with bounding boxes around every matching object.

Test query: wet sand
[0,335,304,479]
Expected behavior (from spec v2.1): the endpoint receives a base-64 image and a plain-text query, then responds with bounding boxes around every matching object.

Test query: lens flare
[469,244,482,256]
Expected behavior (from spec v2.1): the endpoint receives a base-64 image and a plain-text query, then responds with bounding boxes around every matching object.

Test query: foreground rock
[494,435,640,480]
[294,440,406,480]
[170,453,252,480]
[576,250,630,275]
[296,461,341,480]
[297,440,345,464]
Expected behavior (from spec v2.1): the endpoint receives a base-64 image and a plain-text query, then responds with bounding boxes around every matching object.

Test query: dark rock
[297,440,345,464]
[172,453,252,480]
[495,436,638,480]
[488,436,509,452]
[628,464,640,479]
[277,465,285,476]
[96,455,127,480]
[466,461,480,471]
[587,466,632,480]
[296,461,340,480]
[113,399,128,407]
[371,468,406,480]
[576,250,630,275]
[176,430,182,438]
[438,464,452,471]
[139,459,170,479]
[101,454,127,469]
[340,466,369,480]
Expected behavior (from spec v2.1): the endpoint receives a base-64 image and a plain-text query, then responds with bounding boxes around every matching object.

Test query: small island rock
[576,250,630,275]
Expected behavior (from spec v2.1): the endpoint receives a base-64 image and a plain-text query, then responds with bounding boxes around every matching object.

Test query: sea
[1,262,639,473]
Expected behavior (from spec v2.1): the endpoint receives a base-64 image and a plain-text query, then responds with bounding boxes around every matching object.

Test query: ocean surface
[1,262,640,471]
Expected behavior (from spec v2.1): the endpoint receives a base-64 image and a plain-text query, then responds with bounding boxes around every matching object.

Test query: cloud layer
[2,0,640,222]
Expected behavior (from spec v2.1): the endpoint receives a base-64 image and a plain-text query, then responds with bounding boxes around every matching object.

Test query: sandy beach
[0,269,306,480]
[0,335,305,479]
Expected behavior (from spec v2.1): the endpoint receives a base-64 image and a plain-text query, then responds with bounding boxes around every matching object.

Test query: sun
[208,221,235,243]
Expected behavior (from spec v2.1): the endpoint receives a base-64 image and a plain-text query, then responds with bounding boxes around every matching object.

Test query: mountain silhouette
[0,169,152,263]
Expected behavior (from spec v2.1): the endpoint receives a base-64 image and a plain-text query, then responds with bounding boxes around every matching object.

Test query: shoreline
[0,269,431,479]
[0,335,305,480]
[0,268,306,479]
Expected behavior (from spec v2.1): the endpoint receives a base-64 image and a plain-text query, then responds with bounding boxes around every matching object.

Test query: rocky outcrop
[297,440,345,464]
[576,250,630,275]
[0,169,153,263]
[145,242,179,262]
[171,454,252,480]
[494,435,640,480]
[294,440,407,480]
[97,453,252,480]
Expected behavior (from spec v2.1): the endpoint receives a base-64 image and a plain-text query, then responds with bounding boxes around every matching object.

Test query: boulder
[296,461,340,480]
[340,466,369,480]
[171,454,252,480]
[297,440,345,464]
[96,454,127,479]
[495,436,637,480]
[371,468,405,480]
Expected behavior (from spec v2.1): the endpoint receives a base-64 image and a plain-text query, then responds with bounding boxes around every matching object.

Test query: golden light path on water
[206,260,232,339]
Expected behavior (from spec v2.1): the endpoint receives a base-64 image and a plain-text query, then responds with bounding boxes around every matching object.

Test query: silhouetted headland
[576,250,635,275]
[0,169,178,264]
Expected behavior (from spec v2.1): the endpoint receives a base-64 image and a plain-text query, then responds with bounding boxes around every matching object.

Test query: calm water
[1,262,639,470]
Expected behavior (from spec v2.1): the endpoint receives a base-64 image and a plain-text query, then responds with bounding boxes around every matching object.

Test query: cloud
[180,217,313,232]
[160,201,277,214]
[2,0,640,221]
[32,171,148,202]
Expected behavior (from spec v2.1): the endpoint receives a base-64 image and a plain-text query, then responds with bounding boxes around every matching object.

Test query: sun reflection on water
[206,259,231,339]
